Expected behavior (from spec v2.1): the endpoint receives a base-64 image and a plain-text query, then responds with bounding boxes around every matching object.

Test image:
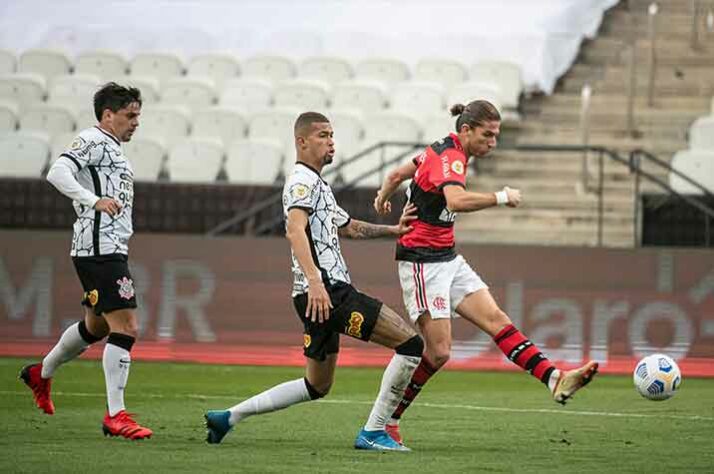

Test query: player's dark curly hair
[450,100,500,131]
[93,82,142,121]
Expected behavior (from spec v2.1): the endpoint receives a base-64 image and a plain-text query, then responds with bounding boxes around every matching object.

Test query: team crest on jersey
[451,161,465,175]
[85,289,99,307]
[116,277,135,300]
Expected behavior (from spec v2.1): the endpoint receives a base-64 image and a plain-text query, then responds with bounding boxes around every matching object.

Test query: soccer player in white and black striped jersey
[20,82,152,440]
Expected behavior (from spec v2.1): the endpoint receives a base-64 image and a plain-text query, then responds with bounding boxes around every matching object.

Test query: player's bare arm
[374,161,418,215]
[340,204,417,239]
[285,208,333,323]
[443,184,522,213]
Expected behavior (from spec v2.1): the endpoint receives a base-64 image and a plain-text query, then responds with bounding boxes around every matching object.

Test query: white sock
[41,322,91,379]
[363,354,420,431]
[388,417,400,426]
[547,369,561,392]
[103,342,131,417]
[228,378,311,426]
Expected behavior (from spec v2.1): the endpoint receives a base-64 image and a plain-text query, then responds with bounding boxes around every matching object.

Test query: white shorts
[398,254,488,322]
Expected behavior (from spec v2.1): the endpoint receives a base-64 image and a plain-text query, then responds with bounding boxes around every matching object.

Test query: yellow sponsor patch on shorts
[86,289,99,307]
[304,334,312,348]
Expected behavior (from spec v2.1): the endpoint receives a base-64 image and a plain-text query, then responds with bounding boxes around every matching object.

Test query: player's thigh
[305,353,338,394]
[455,288,511,337]
[83,307,109,338]
[369,304,417,349]
[417,311,453,359]
[103,308,139,336]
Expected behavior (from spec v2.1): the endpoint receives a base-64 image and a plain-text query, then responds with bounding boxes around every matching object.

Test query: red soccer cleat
[102,411,153,440]
[19,363,55,415]
[385,423,403,445]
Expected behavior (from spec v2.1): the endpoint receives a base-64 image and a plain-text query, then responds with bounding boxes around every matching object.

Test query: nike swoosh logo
[359,437,376,447]
[119,358,131,364]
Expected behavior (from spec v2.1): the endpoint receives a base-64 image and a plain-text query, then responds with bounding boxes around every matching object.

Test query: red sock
[391,356,438,420]
[493,324,556,385]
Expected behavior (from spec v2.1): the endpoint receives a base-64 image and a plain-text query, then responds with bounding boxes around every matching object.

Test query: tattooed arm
[339,204,418,240]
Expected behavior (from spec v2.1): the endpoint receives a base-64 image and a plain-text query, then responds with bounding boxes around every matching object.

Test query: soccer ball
[632,354,682,401]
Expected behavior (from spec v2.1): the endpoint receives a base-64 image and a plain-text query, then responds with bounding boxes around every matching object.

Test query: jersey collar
[296,161,326,182]
[449,133,464,154]
[95,126,121,147]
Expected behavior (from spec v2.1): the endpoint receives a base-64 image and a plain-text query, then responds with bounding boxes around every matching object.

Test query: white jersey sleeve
[284,168,319,213]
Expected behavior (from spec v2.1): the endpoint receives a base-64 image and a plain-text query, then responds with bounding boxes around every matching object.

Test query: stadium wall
[2,230,713,377]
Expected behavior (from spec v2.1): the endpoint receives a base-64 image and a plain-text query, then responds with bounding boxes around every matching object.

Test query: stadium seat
[48,74,102,107]
[19,103,75,135]
[669,149,714,194]
[118,75,161,103]
[414,59,468,89]
[299,57,354,86]
[75,51,128,80]
[161,77,218,111]
[274,79,330,111]
[220,78,273,111]
[344,111,422,187]
[226,138,285,184]
[0,100,18,133]
[75,107,98,130]
[18,49,72,81]
[123,136,167,181]
[187,53,240,89]
[688,116,714,151]
[167,137,225,183]
[390,81,446,116]
[331,80,388,115]
[421,111,457,142]
[241,55,297,83]
[135,105,191,143]
[0,131,50,177]
[0,73,46,110]
[447,81,503,112]
[248,107,302,155]
[470,61,523,109]
[0,50,16,74]
[130,52,184,84]
[328,108,364,162]
[50,132,77,162]
[355,58,410,86]
[192,106,247,146]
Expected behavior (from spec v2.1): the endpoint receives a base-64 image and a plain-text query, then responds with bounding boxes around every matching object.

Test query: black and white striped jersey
[48,126,134,257]
[283,162,351,296]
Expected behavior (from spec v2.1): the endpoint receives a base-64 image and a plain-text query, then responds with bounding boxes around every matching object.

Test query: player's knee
[395,335,424,358]
[304,377,330,399]
[429,346,451,368]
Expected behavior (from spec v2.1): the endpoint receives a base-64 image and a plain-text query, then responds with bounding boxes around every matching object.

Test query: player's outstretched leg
[551,361,599,405]
[19,319,103,415]
[354,305,423,452]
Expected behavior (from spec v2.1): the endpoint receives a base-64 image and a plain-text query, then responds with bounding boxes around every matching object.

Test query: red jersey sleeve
[426,148,467,189]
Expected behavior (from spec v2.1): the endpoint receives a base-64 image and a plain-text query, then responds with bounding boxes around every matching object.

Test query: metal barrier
[206,141,714,247]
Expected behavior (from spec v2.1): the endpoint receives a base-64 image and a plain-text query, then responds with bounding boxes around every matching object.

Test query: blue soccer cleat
[204,410,232,444]
[354,428,411,452]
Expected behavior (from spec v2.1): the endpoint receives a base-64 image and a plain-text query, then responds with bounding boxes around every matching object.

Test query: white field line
[2,390,712,422]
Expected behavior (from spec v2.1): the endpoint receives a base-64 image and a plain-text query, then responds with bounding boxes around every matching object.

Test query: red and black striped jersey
[396,133,467,263]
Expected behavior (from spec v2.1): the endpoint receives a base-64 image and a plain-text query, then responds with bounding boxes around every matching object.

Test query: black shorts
[293,283,382,361]
[72,254,138,316]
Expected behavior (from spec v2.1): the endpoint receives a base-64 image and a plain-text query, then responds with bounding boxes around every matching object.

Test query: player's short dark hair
[450,100,501,131]
[93,82,142,121]
[294,111,330,137]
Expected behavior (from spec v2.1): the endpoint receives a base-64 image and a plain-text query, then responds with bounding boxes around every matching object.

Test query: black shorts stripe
[413,263,427,311]
[88,165,102,257]
[60,153,82,171]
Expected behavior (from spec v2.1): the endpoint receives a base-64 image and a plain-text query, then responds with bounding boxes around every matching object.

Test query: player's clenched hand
[306,277,333,323]
[373,191,392,215]
[396,203,418,235]
[504,186,522,208]
[94,197,123,216]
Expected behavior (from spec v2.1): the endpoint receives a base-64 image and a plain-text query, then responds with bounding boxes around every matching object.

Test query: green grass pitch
[1,357,713,473]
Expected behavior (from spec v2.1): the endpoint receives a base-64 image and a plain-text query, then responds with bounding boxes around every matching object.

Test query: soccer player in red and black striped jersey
[373,100,599,445]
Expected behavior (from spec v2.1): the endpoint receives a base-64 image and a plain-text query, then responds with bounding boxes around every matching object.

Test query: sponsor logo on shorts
[304,334,312,348]
[346,311,365,338]
[85,289,99,307]
[116,277,135,300]
[432,296,447,311]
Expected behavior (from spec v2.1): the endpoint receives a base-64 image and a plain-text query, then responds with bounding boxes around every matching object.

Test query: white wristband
[495,190,508,206]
